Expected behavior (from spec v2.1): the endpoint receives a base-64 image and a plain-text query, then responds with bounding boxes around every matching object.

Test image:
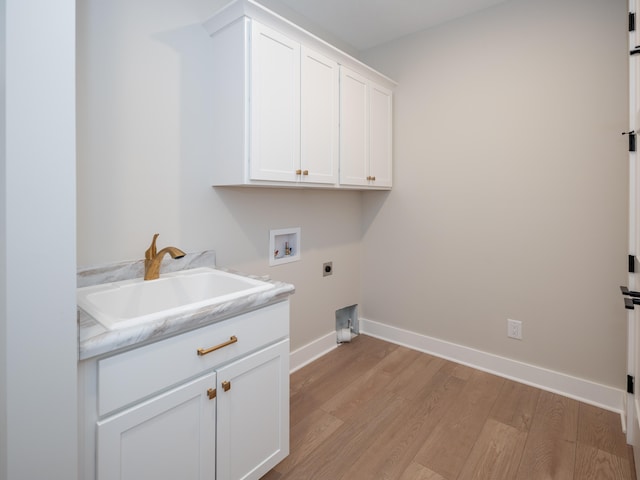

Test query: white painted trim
[289,331,338,373]
[360,318,626,416]
[622,392,629,434]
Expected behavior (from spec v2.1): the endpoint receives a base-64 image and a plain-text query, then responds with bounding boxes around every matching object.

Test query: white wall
[77,0,630,393]
[0,1,7,475]
[2,1,77,479]
[0,0,625,477]
[76,0,362,350]
[361,0,629,388]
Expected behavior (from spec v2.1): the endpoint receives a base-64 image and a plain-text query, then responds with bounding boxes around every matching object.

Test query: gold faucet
[144,233,186,280]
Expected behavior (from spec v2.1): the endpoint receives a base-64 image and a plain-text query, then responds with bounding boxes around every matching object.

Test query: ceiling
[271,0,511,51]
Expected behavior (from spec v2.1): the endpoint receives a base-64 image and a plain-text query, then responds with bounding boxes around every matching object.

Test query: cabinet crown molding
[202,0,396,90]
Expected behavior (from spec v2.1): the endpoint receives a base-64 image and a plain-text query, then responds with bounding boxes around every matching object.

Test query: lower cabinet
[80,301,290,480]
[97,372,217,480]
[216,340,290,480]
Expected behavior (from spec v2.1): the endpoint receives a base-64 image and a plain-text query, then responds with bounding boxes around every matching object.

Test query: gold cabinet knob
[222,380,231,392]
[207,388,216,400]
[303,170,309,175]
[295,169,302,175]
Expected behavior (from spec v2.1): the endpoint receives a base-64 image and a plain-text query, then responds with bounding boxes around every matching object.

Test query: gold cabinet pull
[371,176,376,181]
[295,169,302,175]
[197,336,238,356]
[302,170,309,175]
[222,381,231,392]
[207,388,216,400]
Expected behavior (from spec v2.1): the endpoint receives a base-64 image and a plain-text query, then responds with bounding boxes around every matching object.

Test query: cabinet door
[301,46,339,184]
[369,82,393,187]
[339,67,369,186]
[216,339,290,480]
[97,373,216,480]
[250,22,300,182]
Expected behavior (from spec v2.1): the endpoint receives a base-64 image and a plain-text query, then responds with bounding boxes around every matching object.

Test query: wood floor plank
[515,391,579,479]
[279,390,408,479]
[259,470,282,480]
[449,362,475,381]
[414,369,505,479]
[384,352,447,400]
[289,336,397,427]
[272,408,343,476]
[489,379,540,432]
[263,335,636,480]
[457,418,528,479]
[574,443,633,480]
[338,371,466,480]
[289,335,396,397]
[398,462,446,480]
[535,390,579,439]
[320,345,419,421]
[578,402,629,459]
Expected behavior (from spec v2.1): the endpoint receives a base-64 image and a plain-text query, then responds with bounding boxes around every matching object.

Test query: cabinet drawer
[98,301,289,416]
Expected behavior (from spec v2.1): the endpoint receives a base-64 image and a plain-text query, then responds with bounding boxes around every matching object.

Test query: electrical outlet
[323,261,333,277]
[507,319,522,340]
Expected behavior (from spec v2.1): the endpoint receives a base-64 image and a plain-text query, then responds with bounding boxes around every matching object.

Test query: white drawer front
[98,301,289,416]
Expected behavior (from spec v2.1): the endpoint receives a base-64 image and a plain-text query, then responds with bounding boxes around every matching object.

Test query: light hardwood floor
[263,334,636,480]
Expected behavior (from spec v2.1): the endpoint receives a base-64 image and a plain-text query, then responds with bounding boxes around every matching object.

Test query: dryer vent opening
[336,304,358,344]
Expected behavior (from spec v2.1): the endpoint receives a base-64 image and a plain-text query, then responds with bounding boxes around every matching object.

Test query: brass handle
[367,176,376,181]
[207,388,216,400]
[303,170,309,175]
[197,336,238,356]
[222,381,231,392]
[295,169,302,175]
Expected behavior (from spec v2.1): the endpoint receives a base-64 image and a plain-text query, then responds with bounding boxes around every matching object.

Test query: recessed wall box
[336,304,358,344]
[270,227,301,266]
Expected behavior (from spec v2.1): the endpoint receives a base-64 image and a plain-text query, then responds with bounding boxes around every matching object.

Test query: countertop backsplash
[76,250,218,288]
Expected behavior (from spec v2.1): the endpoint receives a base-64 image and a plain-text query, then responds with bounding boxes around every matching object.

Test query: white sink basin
[77,267,275,330]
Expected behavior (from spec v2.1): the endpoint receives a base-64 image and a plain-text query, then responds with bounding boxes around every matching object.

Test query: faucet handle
[145,233,160,260]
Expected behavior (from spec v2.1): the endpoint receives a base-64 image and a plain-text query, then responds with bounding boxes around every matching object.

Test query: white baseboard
[289,331,338,373]
[359,318,625,416]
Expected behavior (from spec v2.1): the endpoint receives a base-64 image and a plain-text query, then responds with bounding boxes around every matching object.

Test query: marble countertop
[78,251,295,360]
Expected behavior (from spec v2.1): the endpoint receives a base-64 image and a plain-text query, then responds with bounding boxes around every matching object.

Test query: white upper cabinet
[368,82,393,188]
[300,47,339,185]
[204,0,395,190]
[339,68,369,187]
[339,67,393,188]
[250,22,300,183]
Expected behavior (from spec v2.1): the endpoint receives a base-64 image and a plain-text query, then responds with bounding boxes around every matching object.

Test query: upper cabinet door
[369,83,393,188]
[340,67,393,189]
[339,67,369,187]
[250,22,300,182]
[300,47,339,185]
